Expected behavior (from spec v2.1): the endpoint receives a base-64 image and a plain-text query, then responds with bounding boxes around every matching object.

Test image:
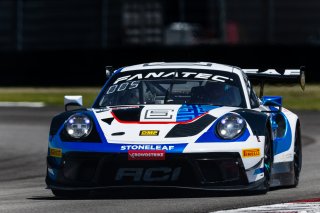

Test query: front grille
[59,152,248,187]
[63,157,99,182]
[196,158,246,185]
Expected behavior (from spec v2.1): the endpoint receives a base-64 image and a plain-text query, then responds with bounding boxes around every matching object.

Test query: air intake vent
[166,114,216,138]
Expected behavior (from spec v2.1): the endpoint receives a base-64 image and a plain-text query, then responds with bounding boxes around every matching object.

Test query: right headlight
[216,113,246,140]
[65,113,92,139]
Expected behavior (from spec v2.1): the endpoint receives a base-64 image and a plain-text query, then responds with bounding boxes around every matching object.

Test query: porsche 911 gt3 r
[46,62,304,197]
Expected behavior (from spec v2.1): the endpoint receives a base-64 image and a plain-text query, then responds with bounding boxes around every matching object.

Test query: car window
[241,71,260,108]
[97,69,246,107]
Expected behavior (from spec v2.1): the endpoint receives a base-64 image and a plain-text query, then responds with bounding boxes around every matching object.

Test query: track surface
[0,107,319,213]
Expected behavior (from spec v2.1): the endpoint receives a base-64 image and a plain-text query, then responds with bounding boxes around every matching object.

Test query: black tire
[292,123,302,187]
[51,189,90,198]
[259,128,273,194]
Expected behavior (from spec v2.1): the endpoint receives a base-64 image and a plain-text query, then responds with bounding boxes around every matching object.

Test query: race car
[46,62,304,197]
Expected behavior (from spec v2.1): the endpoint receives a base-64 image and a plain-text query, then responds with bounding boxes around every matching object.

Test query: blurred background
[0,0,319,86]
[1,1,320,210]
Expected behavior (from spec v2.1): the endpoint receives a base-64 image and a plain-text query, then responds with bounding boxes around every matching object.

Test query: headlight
[216,114,246,140]
[65,114,92,138]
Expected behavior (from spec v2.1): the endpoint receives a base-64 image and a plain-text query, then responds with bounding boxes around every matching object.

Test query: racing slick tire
[51,189,90,198]
[258,127,273,194]
[292,122,302,187]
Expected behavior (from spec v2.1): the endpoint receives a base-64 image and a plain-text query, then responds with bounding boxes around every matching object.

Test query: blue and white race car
[46,62,304,197]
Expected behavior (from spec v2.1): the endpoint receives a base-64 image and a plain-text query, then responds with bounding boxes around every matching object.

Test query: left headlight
[216,113,246,140]
[65,114,92,138]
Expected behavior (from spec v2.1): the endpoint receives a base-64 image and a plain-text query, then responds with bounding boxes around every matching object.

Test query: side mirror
[64,95,83,111]
[261,96,282,112]
[105,66,114,78]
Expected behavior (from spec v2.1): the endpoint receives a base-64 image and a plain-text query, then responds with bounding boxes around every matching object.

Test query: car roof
[120,62,237,73]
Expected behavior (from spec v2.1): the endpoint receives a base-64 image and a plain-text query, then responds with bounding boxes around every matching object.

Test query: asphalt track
[0,107,319,213]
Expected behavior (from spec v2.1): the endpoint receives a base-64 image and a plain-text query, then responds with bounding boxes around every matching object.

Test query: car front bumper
[46,152,265,191]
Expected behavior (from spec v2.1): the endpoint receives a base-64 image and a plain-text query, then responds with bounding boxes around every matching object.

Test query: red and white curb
[0,102,45,107]
[212,198,320,213]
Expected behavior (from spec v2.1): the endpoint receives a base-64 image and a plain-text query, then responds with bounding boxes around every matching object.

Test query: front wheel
[259,128,273,194]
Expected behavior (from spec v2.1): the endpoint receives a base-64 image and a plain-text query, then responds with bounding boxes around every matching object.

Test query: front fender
[233,109,268,136]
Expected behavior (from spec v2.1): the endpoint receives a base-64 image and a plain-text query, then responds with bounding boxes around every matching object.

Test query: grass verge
[0,84,319,110]
[258,84,320,110]
[0,87,100,107]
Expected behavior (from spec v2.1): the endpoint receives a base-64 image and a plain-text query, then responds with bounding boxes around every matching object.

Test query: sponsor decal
[100,143,187,153]
[113,71,232,84]
[49,148,62,158]
[128,150,165,160]
[139,130,159,136]
[121,144,175,151]
[176,104,218,121]
[115,167,181,182]
[144,109,175,119]
[242,148,260,158]
[243,69,300,76]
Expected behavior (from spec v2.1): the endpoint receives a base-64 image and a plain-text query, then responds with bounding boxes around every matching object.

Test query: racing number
[107,81,139,94]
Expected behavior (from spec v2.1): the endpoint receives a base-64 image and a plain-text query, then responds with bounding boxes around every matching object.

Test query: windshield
[97,69,245,107]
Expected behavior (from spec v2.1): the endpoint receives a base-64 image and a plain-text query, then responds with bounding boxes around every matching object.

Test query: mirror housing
[261,96,282,112]
[105,66,114,78]
[64,95,83,111]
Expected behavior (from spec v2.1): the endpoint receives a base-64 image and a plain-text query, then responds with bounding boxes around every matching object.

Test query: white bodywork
[93,62,299,184]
